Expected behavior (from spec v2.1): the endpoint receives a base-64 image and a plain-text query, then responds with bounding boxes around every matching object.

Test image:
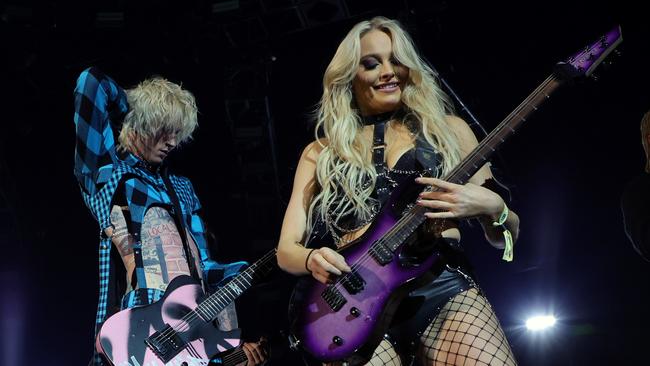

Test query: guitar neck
[446,74,562,185]
[383,74,563,252]
[220,346,248,366]
[196,249,277,323]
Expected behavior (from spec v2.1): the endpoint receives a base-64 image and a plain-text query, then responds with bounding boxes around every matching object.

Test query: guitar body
[97,275,241,366]
[289,176,441,364]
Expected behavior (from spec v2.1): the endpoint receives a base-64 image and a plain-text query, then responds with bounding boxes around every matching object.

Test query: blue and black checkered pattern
[74,68,244,366]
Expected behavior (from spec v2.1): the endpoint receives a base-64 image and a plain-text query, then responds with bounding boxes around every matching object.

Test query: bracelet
[305,249,316,273]
[492,204,514,262]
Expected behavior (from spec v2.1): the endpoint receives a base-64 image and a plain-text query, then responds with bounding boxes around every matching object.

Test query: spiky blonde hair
[118,77,198,152]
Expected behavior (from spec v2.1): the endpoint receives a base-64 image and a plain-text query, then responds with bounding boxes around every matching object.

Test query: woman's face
[352,29,409,116]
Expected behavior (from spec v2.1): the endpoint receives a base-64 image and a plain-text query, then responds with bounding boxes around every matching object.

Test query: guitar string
[151,251,276,348]
[334,34,617,295]
[330,75,557,296]
[333,75,557,294]
[336,75,557,283]
[149,250,275,349]
[221,347,248,366]
[159,250,276,338]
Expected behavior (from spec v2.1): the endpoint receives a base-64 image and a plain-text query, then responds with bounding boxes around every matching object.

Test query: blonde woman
[277,17,519,365]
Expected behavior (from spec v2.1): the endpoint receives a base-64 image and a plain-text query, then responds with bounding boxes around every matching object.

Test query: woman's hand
[307,247,352,284]
[415,177,504,221]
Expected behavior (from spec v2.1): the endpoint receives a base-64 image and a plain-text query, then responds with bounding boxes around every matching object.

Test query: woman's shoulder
[444,114,479,142]
[444,114,471,132]
[301,138,329,160]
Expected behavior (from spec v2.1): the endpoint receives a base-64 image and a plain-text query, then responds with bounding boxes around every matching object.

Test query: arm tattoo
[110,205,134,257]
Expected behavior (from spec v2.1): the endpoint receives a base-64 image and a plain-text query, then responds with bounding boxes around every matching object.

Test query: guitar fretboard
[377,75,563,253]
[196,249,277,322]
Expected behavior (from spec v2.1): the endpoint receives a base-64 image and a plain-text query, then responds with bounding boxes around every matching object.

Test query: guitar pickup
[321,285,347,312]
[341,271,365,294]
[370,241,393,265]
[145,324,185,363]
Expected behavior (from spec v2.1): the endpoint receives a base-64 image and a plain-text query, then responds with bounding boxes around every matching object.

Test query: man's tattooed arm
[110,205,134,258]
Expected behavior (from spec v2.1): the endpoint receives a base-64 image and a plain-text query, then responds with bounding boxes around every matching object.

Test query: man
[74,67,266,365]
[621,111,650,261]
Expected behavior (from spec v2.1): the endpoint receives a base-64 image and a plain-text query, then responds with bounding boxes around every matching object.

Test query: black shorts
[386,238,478,361]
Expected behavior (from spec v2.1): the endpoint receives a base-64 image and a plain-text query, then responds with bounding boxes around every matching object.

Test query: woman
[277,16,519,366]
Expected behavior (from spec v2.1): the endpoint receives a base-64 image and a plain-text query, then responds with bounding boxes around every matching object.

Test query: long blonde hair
[118,77,198,153]
[307,16,462,238]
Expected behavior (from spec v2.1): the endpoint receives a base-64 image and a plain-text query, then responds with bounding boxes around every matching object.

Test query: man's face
[134,132,177,165]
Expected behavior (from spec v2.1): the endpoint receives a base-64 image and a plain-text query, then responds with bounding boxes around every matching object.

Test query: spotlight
[525,315,556,331]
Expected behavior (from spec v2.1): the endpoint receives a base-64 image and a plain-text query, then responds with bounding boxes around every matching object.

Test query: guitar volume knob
[332,336,344,346]
[350,307,361,317]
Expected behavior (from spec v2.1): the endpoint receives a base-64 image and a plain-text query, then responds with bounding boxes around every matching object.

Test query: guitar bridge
[341,271,365,294]
[145,324,185,363]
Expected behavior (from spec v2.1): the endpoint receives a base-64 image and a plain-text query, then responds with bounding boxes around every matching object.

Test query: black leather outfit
[307,111,478,363]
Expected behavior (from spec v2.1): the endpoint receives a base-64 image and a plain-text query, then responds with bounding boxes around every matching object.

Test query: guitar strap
[161,168,202,283]
[122,169,201,306]
[372,120,441,205]
[372,120,389,204]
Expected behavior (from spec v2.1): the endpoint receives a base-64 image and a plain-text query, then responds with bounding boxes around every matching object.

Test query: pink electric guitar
[96,249,276,366]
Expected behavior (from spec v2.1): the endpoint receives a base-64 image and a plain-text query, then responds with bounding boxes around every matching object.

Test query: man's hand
[240,337,268,366]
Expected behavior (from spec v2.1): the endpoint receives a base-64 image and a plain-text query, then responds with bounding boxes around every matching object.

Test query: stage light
[526,315,556,331]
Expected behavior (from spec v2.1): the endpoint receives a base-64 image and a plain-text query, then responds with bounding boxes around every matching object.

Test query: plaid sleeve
[73,67,128,195]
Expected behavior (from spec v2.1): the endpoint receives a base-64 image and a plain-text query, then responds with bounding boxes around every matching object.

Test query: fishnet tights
[418,288,516,366]
[358,288,516,366]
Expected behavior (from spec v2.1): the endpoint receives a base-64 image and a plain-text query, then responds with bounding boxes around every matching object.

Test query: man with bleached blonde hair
[74,67,267,366]
[621,111,650,261]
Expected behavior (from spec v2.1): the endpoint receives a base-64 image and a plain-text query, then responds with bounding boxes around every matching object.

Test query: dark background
[1,0,648,365]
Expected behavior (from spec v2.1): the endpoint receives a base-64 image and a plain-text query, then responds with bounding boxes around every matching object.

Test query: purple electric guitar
[288,27,622,364]
[96,249,276,366]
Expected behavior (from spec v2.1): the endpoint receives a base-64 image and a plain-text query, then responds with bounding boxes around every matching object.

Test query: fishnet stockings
[418,288,516,366]
[326,289,515,366]
[324,339,402,366]
[365,339,402,366]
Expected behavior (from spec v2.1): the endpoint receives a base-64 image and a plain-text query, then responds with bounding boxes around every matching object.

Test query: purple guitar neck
[288,26,622,365]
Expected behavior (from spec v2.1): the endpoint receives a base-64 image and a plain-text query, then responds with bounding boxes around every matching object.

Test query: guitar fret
[195,250,277,322]
[380,77,564,257]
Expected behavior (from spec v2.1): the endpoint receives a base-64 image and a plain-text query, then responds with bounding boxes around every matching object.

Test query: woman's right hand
[307,247,352,284]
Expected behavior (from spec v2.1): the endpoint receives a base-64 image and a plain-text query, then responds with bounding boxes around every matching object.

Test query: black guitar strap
[372,120,390,205]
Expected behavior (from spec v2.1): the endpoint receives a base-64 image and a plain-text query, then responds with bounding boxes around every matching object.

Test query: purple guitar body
[289,176,442,364]
[288,26,623,365]
[97,250,277,366]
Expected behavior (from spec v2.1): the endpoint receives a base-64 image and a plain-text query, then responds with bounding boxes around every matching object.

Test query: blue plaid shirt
[74,67,245,365]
